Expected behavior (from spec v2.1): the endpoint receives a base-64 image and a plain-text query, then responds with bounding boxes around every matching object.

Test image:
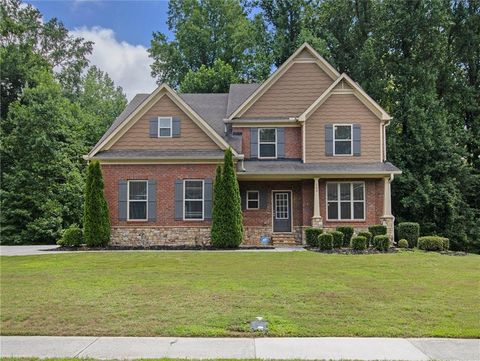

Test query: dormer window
[333,124,353,155]
[258,128,277,158]
[158,117,172,137]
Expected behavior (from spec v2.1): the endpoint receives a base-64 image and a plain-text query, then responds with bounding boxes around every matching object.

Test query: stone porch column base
[380,215,395,243]
[311,216,323,228]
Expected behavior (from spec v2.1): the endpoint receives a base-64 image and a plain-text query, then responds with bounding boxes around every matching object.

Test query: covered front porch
[237,160,400,245]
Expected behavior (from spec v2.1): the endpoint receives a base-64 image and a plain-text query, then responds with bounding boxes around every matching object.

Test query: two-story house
[85,43,401,246]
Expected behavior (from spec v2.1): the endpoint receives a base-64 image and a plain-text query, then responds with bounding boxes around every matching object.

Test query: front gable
[87,84,235,159]
[229,43,340,120]
[110,94,219,151]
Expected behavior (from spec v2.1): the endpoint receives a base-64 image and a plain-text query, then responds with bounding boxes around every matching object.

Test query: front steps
[272,233,299,246]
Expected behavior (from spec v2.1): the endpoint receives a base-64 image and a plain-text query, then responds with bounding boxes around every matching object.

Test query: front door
[273,191,292,232]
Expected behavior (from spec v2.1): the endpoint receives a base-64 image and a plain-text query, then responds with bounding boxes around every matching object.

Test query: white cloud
[71,26,157,100]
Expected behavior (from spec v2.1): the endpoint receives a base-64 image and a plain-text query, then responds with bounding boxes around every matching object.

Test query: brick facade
[233,126,302,159]
[101,163,387,246]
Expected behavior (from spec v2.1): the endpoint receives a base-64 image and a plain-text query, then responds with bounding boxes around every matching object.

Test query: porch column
[380,175,395,242]
[311,177,323,228]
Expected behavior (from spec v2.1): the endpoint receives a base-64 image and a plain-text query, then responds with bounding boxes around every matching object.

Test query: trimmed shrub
[397,222,420,248]
[318,233,333,251]
[331,231,344,248]
[351,236,367,251]
[357,231,372,247]
[373,235,390,251]
[84,161,110,247]
[418,236,449,251]
[368,224,387,237]
[305,228,323,247]
[211,148,243,248]
[336,226,354,247]
[57,225,83,247]
[398,239,409,248]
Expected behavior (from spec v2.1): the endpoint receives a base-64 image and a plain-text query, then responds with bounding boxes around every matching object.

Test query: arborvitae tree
[83,161,110,247]
[220,148,244,248]
[210,164,225,247]
[210,148,243,248]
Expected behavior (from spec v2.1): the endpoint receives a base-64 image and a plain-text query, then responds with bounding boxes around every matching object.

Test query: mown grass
[1,251,479,337]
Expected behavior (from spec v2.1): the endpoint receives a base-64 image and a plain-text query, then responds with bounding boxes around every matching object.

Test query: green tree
[76,66,127,146]
[0,70,84,244]
[210,148,243,248]
[83,160,110,247]
[149,0,262,87]
[210,164,225,247]
[179,59,240,93]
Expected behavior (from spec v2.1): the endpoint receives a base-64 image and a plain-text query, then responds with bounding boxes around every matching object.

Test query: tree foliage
[83,161,110,247]
[179,59,240,93]
[210,148,243,248]
[148,0,269,87]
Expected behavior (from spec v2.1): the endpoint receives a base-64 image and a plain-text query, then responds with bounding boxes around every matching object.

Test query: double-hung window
[128,180,148,220]
[246,191,259,210]
[158,117,172,137]
[333,124,353,155]
[327,182,364,220]
[184,180,204,220]
[258,128,277,158]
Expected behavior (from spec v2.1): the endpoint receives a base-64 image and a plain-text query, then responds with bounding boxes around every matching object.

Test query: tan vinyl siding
[305,93,381,162]
[110,95,220,150]
[242,62,334,118]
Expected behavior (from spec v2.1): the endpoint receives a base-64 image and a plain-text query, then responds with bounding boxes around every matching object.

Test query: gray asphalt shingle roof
[239,160,401,175]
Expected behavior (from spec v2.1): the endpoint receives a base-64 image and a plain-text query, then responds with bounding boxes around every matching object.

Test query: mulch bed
[307,247,398,255]
[46,244,275,252]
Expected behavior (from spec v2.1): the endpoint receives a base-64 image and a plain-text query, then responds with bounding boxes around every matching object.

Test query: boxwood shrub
[318,233,333,251]
[351,236,367,251]
[336,226,354,247]
[57,225,83,247]
[373,235,390,251]
[398,239,409,248]
[305,227,323,247]
[417,236,449,251]
[357,231,372,247]
[397,222,420,248]
[368,224,387,237]
[331,231,344,249]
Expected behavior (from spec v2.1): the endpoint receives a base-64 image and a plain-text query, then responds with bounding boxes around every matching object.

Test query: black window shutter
[277,128,285,158]
[240,189,246,210]
[325,124,333,156]
[172,117,181,137]
[204,179,213,219]
[353,124,361,156]
[149,117,158,138]
[174,180,183,220]
[259,190,268,209]
[250,128,258,158]
[147,180,157,221]
[118,180,127,220]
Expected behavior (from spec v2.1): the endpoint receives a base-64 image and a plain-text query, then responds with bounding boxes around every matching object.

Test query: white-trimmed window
[184,180,204,220]
[128,180,148,220]
[246,191,259,210]
[158,117,172,137]
[258,128,277,158]
[327,182,365,220]
[333,124,353,155]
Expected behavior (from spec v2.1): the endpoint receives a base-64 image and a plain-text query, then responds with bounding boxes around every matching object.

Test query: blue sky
[28,0,175,99]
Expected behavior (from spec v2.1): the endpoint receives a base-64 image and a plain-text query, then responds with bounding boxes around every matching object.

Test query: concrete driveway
[0,245,61,256]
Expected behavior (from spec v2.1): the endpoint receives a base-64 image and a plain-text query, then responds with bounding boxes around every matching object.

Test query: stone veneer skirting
[110,226,300,246]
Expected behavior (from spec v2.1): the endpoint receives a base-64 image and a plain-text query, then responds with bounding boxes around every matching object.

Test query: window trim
[127,180,148,221]
[246,190,260,210]
[183,179,204,221]
[258,128,277,159]
[326,181,365,221]
[158,116,172,138]
[333,124,353,156]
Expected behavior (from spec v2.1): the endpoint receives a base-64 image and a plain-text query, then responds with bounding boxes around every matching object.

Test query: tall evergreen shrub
[83,161,110,247]
[210,148,243,248]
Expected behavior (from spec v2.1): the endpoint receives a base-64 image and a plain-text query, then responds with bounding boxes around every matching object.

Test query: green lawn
[1,251,479,337]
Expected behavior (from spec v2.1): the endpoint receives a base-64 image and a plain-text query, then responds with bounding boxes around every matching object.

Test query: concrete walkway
[1,336,478,360]
[0,245,305,256]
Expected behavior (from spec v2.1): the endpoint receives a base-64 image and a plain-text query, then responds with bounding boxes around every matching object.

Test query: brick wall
[233,126,302,159]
